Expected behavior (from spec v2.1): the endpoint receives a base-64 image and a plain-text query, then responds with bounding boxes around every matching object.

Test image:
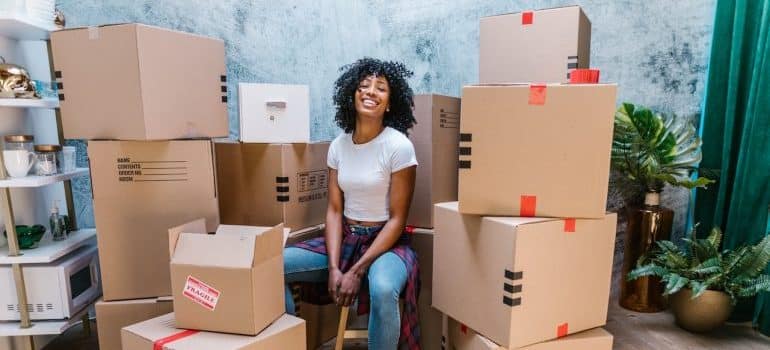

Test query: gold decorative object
[620,191,673,312]
[0,57,38,99]
[670,289,734,332]
[54,8,65,29]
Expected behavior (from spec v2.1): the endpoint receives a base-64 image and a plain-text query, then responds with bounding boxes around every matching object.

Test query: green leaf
[663,274,689,295]
[628,264,668,280]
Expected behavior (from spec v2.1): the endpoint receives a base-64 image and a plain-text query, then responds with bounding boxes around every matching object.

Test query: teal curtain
[693,0,770,333]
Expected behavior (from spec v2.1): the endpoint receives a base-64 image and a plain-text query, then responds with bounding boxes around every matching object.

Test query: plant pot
[620,191,673,312]
[670,288,734,332]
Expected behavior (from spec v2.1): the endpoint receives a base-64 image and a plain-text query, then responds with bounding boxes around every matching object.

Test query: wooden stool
[334,300,405,350]
[335,306,367,350]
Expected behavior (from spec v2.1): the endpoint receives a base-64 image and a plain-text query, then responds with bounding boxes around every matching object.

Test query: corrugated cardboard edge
[480,5,581,19]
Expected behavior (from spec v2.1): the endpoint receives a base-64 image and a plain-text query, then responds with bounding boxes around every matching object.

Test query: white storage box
[238,83,310,143]
[0,0,55,27]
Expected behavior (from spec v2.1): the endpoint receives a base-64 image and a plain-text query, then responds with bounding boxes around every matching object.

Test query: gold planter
[620,191,673,312]
[670,288,734,332]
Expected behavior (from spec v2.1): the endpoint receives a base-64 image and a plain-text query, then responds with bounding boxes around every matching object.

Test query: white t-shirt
[327,126,418,222]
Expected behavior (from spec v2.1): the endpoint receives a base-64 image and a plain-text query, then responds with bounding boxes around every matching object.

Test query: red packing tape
[557,323,569,338]
[461,324,468,334]
[154,330,199,350]
[405,225,415,234]
[528,84,546,105]
[564,218,576,232]
[570,69,601,84]
[520,195,537,217]
[522,11,534,25]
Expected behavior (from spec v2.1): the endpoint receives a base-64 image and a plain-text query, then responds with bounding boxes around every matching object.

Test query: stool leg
[335,306,350,350]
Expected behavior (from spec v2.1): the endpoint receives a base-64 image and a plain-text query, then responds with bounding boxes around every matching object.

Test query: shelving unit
[0,16,56,41]
[0,307,88,336]
[0,98,58,109]
[0,11,86,350]
[0,168,88,188]
[0,229,96,264]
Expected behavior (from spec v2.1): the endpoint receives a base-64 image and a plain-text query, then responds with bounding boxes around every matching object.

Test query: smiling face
[354,74,391,122]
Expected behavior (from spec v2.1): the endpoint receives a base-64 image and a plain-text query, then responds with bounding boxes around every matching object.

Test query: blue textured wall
[58,0,715,292]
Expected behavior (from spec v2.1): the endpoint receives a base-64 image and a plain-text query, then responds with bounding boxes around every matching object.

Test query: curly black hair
[332,57,416,135]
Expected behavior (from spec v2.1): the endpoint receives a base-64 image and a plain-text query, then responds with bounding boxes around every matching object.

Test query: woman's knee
[369,273,401,304]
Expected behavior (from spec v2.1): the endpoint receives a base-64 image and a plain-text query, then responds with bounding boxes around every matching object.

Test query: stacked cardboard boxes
[215,83,329,232]
[432,6,618,349]
[117,214,306,349]
[49,23,303,349]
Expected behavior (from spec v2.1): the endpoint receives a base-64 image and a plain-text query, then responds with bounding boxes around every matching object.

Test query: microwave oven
[0,244,101,321]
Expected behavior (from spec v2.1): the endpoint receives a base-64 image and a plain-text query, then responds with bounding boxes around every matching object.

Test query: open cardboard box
[168,219,288,336]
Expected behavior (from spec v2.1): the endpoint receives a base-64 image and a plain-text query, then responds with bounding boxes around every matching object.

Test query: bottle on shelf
[49,200,66,241]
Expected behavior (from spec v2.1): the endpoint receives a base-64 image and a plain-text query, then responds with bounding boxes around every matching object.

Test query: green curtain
[693,0,770,333]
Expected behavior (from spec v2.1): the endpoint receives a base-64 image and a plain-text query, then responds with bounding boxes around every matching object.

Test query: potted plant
[628,227,770,332]
[612,102,713,312]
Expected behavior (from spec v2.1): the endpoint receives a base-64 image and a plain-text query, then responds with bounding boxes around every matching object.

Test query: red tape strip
[569,69,601,84]
[564,218,576,232]
[405,225,415,234]
[522,11,533,25]
[520,195,537,217]
[528,84,546,105]
[461,324,468,334]
[557,323,569,338]
[153,330,199,350]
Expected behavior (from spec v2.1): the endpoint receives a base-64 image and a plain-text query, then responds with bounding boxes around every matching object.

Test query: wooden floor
[40,302,770,349]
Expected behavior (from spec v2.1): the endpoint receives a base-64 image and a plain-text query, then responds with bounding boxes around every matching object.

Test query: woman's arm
[325,168,345,300]
[337,165,416,306]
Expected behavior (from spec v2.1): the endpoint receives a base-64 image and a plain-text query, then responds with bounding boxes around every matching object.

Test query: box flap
[481,5,580,19]
[168,218,207,257]
[437,202,558,226]
[171,223,284,268]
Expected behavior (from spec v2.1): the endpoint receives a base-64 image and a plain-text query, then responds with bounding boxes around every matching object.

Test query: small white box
[238,83,310,143]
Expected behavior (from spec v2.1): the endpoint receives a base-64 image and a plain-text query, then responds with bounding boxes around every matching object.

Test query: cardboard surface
[297,302,339,350]
[479,6,591,83]
[96,298,174,350]
[449,319,613,350]
[458,84,616,218]
[89,140,220,301]
[121,312,306,350]
[239,83,311,143]
[215,142,329,231]
[51,23,228,140]
[432,202,616,349]
[411,228,446,350]
[169,220,285,336]
[408,94,461,229]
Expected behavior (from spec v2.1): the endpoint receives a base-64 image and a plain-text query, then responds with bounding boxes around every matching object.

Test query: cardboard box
[51,23,228,140]
[168,219,285,336]
[215,142,330,231]
[411,228,446,350]
[449,319,613,350]
[121,312,306,350]
[297,302,339,350]
[408,94,461,228]
[96,298,174,350]
[432,202,616,349]
[89,140,220,301]
[458,83,616,218]
[239,83,310,143]
[480,6,591,84]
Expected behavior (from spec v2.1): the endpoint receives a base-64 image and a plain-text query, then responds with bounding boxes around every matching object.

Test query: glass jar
[4,135,34,152]
[34,144,61,176]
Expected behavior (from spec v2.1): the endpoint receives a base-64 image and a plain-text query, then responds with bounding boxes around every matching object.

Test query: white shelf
[0,229,96,264]
[0,15,57,41]
[0,168,88,188]
[0,306,88,336]
[0,98,58,109]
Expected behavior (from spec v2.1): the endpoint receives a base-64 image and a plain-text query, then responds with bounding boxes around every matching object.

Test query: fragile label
[183,276,220,311]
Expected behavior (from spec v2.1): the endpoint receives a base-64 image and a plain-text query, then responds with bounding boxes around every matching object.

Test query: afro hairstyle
[332,57,416,135]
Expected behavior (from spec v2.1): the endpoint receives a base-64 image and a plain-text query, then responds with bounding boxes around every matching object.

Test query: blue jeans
[284,227,407,350]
